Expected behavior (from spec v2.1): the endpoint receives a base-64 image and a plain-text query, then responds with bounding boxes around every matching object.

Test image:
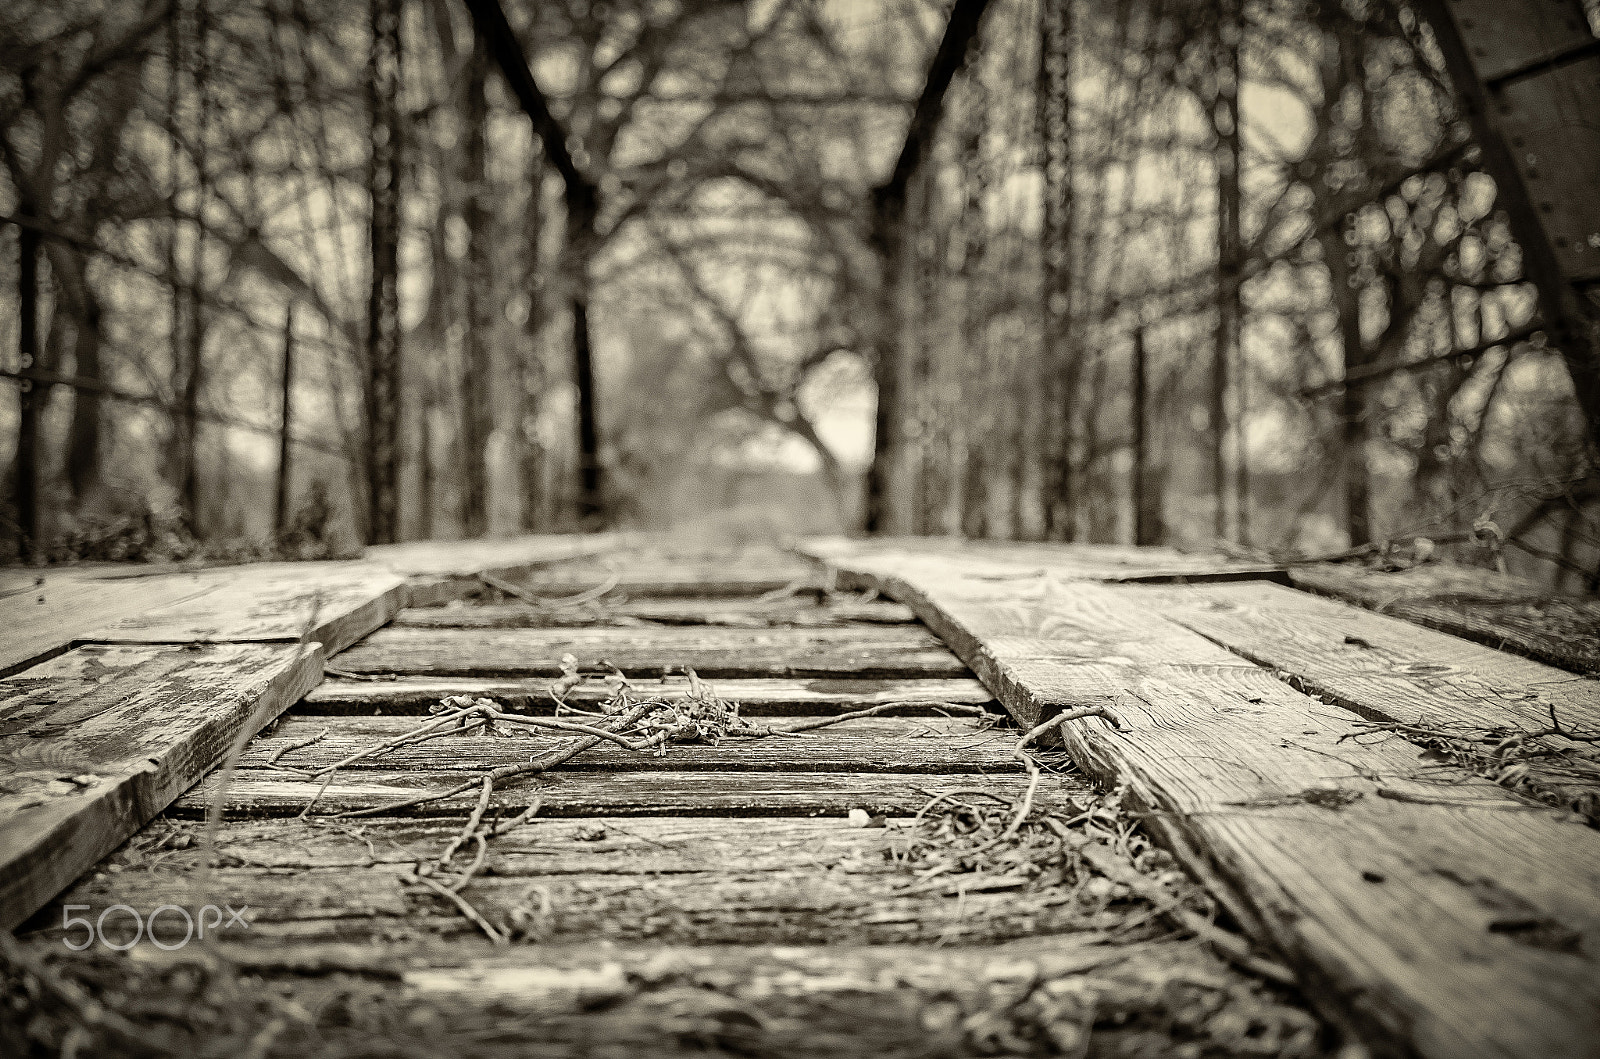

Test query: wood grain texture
[299,675,998,716]
[0,535,618,675]
[369,533,625,605]
[172,769,1070,819]
[3,929,1320,1059]
[246,713,1033,774]
[394,597,918,629]
[1131,581,1600,734]
[800,539,1600,1059]
[1130,581,1600,820]
[270,711,994,740]
[0,570,224,677]
[365,533,623,579]
[0,642,324,931]
[333,626,971,679]
[1291,562,1600,677]
[791,548,1253,729]
[802,536,1286,584]
[81,561,407,655]
[29,816,1118,946]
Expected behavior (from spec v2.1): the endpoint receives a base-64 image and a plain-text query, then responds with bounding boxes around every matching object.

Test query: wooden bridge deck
[2,536,1598,1058]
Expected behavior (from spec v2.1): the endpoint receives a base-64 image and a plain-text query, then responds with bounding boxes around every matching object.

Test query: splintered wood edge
[0,644,325,933]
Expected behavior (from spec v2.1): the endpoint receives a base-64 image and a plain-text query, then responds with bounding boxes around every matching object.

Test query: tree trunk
[1211,0,1243,543]
[863,190,905,535]
[567,185,603,525]
[1321,226,1371,546]
[958,84,988,540]
[167,0,187,515]
[419,400,434,539]
[519,157,547,532]
[364,0,404,544]
[275,301,295,539]
[460,36,491,538]
[861,0,993,534]
[909,168,935,535]
[15,222,41,561]
[1132,325,1163,546]
[1038,0,1076,541]
[1315,17,1372,548]
[180,0,211,536]
[65,282,103,503]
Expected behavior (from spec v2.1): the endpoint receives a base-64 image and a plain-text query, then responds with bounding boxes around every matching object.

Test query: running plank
[798,539,1600,1059]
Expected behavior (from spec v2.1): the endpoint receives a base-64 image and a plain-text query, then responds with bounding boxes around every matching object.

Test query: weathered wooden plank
[0,570,227,677]
[79,561,406,655]
[0,642,324,932]
[1132,581,1600,733]
[298,675,997,716]
[369,533,626,605]
[365,533,623,579]
[172,769,1070,818]
[487,543,821,600]
[801,539,1600,1059]
[31,868,1109,947]
[55,931,1197,983]
[27,816,1120,946]
[0,536,618,675]
[245,714,1029,774]
[4,933,1320,1058]
[333,626,971,679]
[43,815,932,871]
[1291,562,1600,677]
[507,573,813,600]
[619,596,917,625]
[395,597,918,629]
[1129,581,1600,820]
[272,711,992,741]
[802,535,1286,584]
[792,549,1253,730]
